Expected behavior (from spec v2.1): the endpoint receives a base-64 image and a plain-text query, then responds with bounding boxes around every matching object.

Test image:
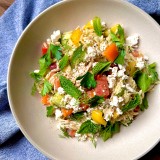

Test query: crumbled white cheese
[125,84,135,93]
[78,86,85,93]
[101,21,106,27]
[117,69,125,77]
[34,69,39,73]
[87,46,95,54]
[110,96,119,107]
[100,41,107,52]
[69,98,77,106]
[92,62,98,68]
[63,94,72,104]
[136,57,145,70]
[104,108,114,121]
[118,97,124,103]
[112,67,118,77]
[55,109,62,120]
[46,38,51,44]
[51,30,61,43]
[116,108,123,115]
[107,75,116,89]
[144,55,149,61]
[57,87,65,95]
[126,34,139,47]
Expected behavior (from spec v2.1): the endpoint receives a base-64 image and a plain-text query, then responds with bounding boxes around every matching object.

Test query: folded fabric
[0,0,159,159]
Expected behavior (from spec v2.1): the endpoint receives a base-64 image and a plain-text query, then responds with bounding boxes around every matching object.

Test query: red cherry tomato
[42,42,48,55]
[94,75,110,98]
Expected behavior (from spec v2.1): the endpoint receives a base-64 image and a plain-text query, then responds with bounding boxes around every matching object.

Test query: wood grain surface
[0,0,14,16]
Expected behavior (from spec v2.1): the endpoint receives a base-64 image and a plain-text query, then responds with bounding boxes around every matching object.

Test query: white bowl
[7,0,160,159]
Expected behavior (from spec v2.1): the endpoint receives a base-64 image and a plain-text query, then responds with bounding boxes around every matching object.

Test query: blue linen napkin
[0,0,159,159]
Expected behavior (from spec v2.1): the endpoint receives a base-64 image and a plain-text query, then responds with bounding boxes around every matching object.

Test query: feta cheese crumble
[136,57,145,70]
[57,87,65,95]
[55,109,62,120]
[126,34,139,47]
[51,30,61,43]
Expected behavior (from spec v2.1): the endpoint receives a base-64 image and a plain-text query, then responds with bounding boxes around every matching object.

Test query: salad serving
[30,17,159,146]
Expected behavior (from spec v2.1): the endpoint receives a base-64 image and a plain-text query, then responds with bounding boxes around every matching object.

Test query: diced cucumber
[50,93,64,107]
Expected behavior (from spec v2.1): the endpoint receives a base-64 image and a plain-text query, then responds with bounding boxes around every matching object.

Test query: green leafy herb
[92,61,111,75]
[110,24,125,48]
[46,106,54,117]
[100,125,112,141]
[59,55,69,70]
[77,120,101,134]
[60,127,70,138]
[50,44,62,60]
[59,75,82,99]
[93,16,102,36]
[39,51,52,76]
[111,122,120,134]
[110,25,125,65]
[90,136,97,148]
[100,122,120,142]
[134,63,158,93]
[122,94,141,112]
[70,45,86,68]
[136,72,152,92]
[41,80,52,96]
[139,94,148,111]
[148,63,159,84]
[70,111,85,121]
[30,72,42,82]
[114,49,126,65]
[77,72,96,89]
[88,95,105,107]
[31,82,37,95]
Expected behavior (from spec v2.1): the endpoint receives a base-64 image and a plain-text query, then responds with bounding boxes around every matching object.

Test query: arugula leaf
[59,55,69,70]
[77,72,96,89]
[88,95,105,107]
[60,127,70,138]
[93,16,102,36]
[139,94,148,111]
[70,45,86,68]
[122,94,141,112]
[70,111,84,121]
[59,75,82,99]
[46,106,54,117]
[114,49,126,65]
[41,80,52,96]
[77,120,101,134]
[92,61,111,75]
[50,44,62,60]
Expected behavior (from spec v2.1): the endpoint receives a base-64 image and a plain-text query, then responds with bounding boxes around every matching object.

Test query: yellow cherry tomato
[110,24,119,33]
[71,27,82,46]
[91,110,107,126]
[83,20,93,29]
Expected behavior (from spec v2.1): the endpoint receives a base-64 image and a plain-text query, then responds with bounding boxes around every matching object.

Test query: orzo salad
[30,17,159,146]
